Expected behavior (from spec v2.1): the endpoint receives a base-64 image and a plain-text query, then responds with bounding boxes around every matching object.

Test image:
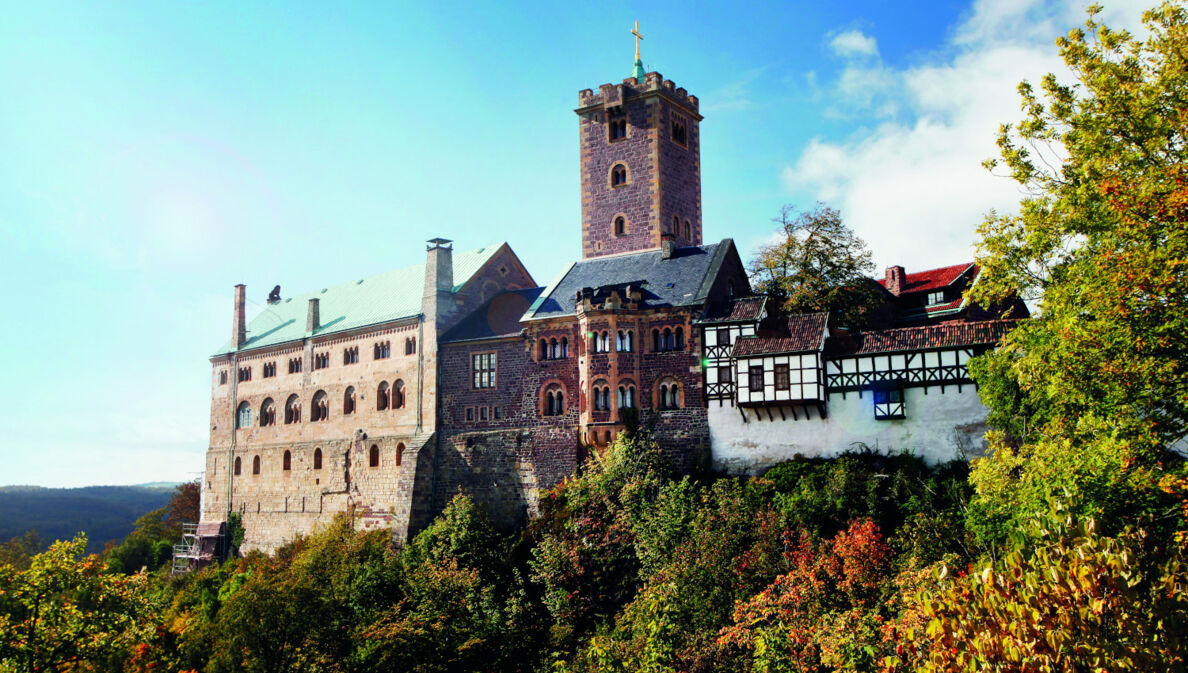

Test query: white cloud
[784,0,1145,272]
[830,29,879,58]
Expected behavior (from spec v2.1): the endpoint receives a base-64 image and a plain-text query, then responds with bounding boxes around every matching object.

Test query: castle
[200,40,1025,552]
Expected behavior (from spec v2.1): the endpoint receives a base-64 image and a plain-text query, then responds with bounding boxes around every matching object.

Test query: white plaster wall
[709,386,989,475]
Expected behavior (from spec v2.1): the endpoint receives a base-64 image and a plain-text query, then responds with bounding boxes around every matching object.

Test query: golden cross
[631,20,644,61]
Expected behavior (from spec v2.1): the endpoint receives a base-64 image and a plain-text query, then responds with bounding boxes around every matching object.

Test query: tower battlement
[577,72,700,116]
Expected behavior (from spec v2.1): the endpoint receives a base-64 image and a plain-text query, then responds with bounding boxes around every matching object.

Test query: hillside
[0,485,177,553]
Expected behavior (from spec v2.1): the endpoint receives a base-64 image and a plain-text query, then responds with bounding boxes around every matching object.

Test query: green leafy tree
[0,531,43,572]
[749,203,884,327]
[968,1,1188,544]
[0,535,155,672]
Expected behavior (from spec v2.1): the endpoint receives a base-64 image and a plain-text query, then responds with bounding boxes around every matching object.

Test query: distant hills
[0,485,179,553]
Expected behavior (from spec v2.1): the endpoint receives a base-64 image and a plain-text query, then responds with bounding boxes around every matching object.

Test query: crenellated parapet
[577,72,700,117]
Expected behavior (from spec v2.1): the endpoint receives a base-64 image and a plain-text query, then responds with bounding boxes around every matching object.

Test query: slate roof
[441,288,544,343]
[699,296,766,324]
[522,241,732,320]
[825,319,1019,357]
[732,312,828,357]
[878,263,976,296]
[214,243,506,355]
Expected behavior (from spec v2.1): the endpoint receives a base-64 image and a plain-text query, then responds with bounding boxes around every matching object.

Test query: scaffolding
[172,521,226,574]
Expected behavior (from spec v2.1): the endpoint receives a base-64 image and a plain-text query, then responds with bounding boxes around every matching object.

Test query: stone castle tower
[576,42,703,259]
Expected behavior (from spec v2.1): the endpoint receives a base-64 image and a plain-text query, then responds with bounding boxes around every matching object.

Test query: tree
[966,1,1188,544]
[749,203,884,327]
[164,479,201,530]
[0,535,155,672]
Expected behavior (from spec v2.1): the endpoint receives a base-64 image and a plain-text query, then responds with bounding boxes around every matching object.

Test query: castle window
[405,337,417,355]
[561,337,569,358]
[377,382,390,410]
[774,364,790,391]
[314,353,329,370]
[676,327,685,349]
[611,163,628,187]
[237,402,252,429]
[616,329,634,352]
[466,407,474,421]
[374,341,391,359]
[608,107,627,141]
[313,448,322,470]
[617,384,636,409]
[237,366,252,382]
[684,220,691,240]
[480,406,488,421]
[540,338,548,360]
[234,456,241,475]
[473,352,497,388]
[614,216,626,236]
[393,379,406,408]
[657,381,682,410]
[344,386,356,415]
[252,455,261,475]
[369,444,380,467]
[260,398,276,427]
[289,358,302,374]
[599,331,611,353]
[285,394,301,424]
[872,383,906,420]
[550,338,559,359]
[396,443,405,466]
[927,291,946,306]
[493,406,501,420]
[672,214,680,233]
[219,370,227,385]
[343,347,359,365]
[263,362,277,378]
[311,390,329,422]
[663,328,673,350]
[283,450,291,471]
[749,365,764,392]
[671,114,687,145]
[542,384,566,416]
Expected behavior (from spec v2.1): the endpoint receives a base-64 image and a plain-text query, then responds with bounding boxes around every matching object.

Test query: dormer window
[608,107,627,141]
[927,291,945,305]
[611,164,628,187]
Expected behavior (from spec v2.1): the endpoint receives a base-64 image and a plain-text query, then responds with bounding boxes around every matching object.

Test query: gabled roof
[825,319,1019,357]
[522,240,734,321]
[699,296,766,324]
[879,263,976,296]
[214,243,507,355]
[732,313,828,357]
[441,288,544,343]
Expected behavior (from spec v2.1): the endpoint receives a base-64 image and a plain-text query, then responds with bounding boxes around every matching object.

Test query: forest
[4,4,1188,671]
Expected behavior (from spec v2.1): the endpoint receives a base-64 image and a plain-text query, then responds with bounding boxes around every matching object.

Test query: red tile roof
[700,296,766,324]
[879,263,976,296]
[826,319,1019,356]
[732,313,828,357]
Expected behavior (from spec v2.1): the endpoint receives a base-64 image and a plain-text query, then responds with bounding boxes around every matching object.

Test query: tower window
[369,444,380,468]
[671,115,688,145]
[608,107,627,141]
[313,447,322,470]
[614,216,626,236]
[218,370,227,385]
[611,164,628,187]
[672,215,680,233]
[236,402,251,429]
[684,219,691,240]
[234,456,241,475]
[283,450,291,471]
[252,455,261,475]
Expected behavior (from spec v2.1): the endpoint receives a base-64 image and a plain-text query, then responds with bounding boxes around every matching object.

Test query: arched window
[344,386,356,415]
[550,338,559,359]
[672,214,680,233]
[260,398,276,426]
[252,455,261,475]
[283,450,292,471]
[663,328,673,351]
[542,384,566,416]
[625,330,633,351]
[405,337,417,355]
[377,381,390,410]
[614,216,626,236]
[611,163,627,187]
[652,328,661,352]
[313,447,322,470]
[657,380,682,410]
[659,384,668,409]
[616,330,625,351]
[369,444,380,467]
[599,331,610,353]
[237,402,251,429]
[675,327,685,349]
[396,442,405,466]
[540,338,549,360]
[234,456,241,475]
[561,337,569,358]
[618,384,636,409]
[684,219,691,240]
[285,394,301,424]
[393,380,406,409]
[605,430,613,445]
[311,390,329,422]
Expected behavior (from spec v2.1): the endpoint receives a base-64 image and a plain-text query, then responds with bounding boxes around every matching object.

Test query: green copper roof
[214,243,505,356]
[631,58,645,83]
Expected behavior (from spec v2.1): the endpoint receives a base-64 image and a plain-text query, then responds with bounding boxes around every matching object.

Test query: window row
[590,329,635,354]
[670,214,692,241]
[747,364,807,392]
[465,405,503,422]
[539,337,570,360]
[231,443,405,475]
[235,381,406,428]
[586,383,638,411]
[652,327,686,352]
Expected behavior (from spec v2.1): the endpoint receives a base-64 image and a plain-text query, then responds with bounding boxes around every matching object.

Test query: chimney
[231,284,246,349]
[425,238,454,293]
[307,298,320,332]
[885,266,906,295]
[660,233,676,260]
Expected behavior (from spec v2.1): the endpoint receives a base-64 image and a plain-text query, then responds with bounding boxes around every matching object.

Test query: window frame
[472,351,497,389]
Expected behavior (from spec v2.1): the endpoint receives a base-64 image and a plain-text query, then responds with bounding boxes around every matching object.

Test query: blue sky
[0,0,1144,487]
